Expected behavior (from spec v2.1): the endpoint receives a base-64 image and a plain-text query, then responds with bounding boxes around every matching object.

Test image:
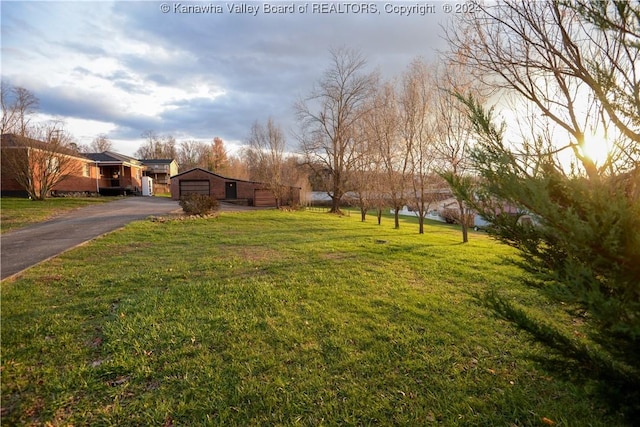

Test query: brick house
[1,134,179,197]
[170,167,300,207]
[1,133,99,197]
[83,151,147,196]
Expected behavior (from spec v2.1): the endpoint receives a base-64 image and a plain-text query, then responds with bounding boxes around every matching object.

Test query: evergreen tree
[451,95,640,415]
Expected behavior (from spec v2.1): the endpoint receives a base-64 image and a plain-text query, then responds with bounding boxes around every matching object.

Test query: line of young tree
[296,47,482,237]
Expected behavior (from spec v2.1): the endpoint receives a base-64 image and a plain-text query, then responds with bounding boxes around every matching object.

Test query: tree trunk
[377,208,382,225]
[361,208,367,222]
[458,199,469,243]
[394,205,400,229]
[329,196,342,215]
[418,216,424,234]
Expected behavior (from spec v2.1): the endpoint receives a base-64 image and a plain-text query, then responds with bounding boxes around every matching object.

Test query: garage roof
[170,167,267,185]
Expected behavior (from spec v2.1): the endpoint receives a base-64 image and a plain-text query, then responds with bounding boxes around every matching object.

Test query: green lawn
[0,210,627,425]
[0,197,117,233]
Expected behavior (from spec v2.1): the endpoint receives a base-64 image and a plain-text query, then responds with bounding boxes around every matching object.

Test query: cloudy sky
[2,1,454,156]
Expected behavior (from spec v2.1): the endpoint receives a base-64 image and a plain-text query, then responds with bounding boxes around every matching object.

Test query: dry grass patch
[218,245,283,262]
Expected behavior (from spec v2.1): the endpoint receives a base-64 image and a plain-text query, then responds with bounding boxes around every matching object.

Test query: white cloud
[2,1,453,156]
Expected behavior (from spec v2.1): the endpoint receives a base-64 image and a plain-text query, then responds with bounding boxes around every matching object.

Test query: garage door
[254,189,277,207]
[180,180,210,197]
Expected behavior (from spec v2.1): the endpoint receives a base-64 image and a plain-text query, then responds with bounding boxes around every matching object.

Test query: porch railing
[99,178,133,188]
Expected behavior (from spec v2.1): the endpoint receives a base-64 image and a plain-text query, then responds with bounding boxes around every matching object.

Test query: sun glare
[581,132,612,166]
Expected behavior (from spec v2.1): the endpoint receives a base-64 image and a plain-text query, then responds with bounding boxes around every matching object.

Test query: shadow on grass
[475,289,640,423]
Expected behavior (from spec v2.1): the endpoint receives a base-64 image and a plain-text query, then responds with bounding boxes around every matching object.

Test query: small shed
[170,168,300,207]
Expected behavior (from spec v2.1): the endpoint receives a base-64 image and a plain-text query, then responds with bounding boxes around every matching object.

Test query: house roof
[171,167,302,189]
[1,133,91,161]
[83,151,144,167]
[83,152,117,162]
[2,134,176,170]
[139,158,175,164]
[170,167,264,184]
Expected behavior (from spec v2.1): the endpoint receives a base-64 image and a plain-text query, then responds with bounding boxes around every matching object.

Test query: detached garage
[179,180,210,196]
[170,168,300,207]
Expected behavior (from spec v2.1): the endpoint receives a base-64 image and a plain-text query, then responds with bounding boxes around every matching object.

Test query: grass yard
[0,210,628,425]
[0,197,116,233]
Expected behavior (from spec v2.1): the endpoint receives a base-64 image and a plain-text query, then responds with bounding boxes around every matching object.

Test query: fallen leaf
[542,417,555,425]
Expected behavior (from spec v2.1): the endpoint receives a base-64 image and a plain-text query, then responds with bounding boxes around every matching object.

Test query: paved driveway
[1,197,181,280]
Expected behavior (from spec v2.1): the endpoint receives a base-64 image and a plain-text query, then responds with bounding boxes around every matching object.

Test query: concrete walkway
[1,197,181,280]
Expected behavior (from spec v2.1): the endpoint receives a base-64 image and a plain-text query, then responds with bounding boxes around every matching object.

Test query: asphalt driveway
[1,197,181,280]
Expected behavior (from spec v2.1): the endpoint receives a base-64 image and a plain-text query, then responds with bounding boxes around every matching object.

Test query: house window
[83,164,90,177]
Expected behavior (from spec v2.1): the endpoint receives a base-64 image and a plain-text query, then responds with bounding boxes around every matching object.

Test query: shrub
[179,193,219,216]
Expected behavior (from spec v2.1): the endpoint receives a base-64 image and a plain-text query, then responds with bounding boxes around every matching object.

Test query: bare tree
[225,154,251,180]
[445,0,639,178]
[435,59,486,243]
[245,118,287,207]
[177,139,204,170]
[1,83,39,136]
[399,59,440,234]
[296,47,378,214]
[1,82,17,135]
[135,131,177,159]
[366,81,411,228]
[1,122,82,200]
[280,156,311,207]
[346,118,378,222]
[136,130,160,159]
[88,134,113,152]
